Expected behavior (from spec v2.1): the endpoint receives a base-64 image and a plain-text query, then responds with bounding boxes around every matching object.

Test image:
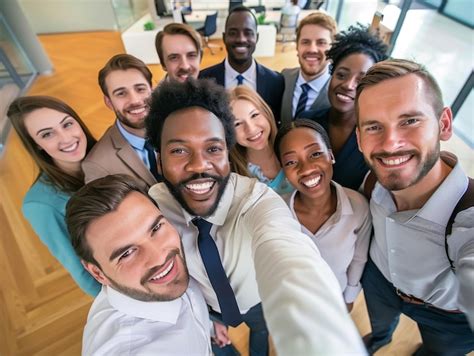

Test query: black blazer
[199,60,285,125]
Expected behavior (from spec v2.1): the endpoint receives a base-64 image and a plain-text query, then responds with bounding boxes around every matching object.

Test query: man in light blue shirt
[82,54,162,189]
[356,59,474,355]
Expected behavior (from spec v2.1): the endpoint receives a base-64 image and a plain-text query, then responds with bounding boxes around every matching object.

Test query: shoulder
[23,178,69,208]
[199,62,223,77]
[281,67,298,78]
[342,185,369,213]
[257,63,283,80]
[83,125,118,162]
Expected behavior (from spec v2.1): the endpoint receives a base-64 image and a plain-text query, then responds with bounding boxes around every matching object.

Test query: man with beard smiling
[199,6,284,124]
[280,12,337,127]
[83,54,161,190]
[66,174,211,355]
[356,59,474,355]
[146,78,366,355]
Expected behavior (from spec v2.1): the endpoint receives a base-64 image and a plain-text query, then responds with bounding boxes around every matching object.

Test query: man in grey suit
[82,54,161,190]
[280,12,337,127]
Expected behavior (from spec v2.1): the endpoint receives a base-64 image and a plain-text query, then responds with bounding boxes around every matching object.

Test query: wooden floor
[0,31,425,355]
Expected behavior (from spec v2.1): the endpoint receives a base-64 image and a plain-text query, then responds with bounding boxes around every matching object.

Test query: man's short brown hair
[296,11,338,43]
[66,174,155,267]
[98,54,153,97]
[155,23,202,67]
[355,59,444,120]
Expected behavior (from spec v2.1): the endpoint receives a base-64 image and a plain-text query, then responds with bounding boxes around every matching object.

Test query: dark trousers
[211,303,269,356]
[361,258,474,355]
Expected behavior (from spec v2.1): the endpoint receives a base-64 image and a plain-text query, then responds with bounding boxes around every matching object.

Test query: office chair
[278,12,299,52]
[197,12,222,55]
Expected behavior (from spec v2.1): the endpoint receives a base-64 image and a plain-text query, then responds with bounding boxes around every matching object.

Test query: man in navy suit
[199,6,284,125]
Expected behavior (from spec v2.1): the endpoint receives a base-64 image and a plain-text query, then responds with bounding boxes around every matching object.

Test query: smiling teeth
[381,156,410,166]
[302,176,321,188]
[151,260,174,281]
[129,107,146,114]
[336,93,353,101]
[61,142,78,152]
[248,132,262,141]
[186,181,214,194]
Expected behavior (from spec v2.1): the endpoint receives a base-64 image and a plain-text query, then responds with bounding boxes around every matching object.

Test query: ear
[104,95,113,111]
[156,151,163,175]
[329,150,335,164]
[355,126,362,152]
[438,107,453,141]
[256,32,259,43]
[82,260,110,286]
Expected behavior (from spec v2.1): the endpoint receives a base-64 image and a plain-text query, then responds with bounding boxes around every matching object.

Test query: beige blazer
[82,124,156,190]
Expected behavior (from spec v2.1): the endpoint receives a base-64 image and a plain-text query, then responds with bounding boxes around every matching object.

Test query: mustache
[178,173,225,187]
[140,249,180,285]
[370,150,418,160]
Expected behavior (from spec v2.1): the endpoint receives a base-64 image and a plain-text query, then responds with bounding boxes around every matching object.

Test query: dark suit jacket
[199,60,285,125]
[82,124,157,190]
[280,67,331,127]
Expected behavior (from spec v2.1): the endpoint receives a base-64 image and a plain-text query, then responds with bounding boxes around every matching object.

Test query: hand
[212,321,232,348]
[346,302,354,313]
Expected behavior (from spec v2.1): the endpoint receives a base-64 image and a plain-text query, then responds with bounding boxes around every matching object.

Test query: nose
[186,150,211,173]
[236,31,247,43]
[344,76,358,90]
[143,239,167,269]
[244,120,256,135]
[297,157,313,176]
[180,56,190,70]
[381,127,405,152]
[57,128,72,143]
[129,89,142,104]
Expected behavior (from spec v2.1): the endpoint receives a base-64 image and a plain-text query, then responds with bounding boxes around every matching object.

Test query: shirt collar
[296,65,330,93]
[224,58,257,85]
[106,285,182,324]
[372,152,468,226]
[116,120,146,151]
[181,173,236,227]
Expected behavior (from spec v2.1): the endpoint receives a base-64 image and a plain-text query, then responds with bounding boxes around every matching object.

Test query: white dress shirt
[285,181,372,303]
[370,152,474,322]
[224,58,257,89]
[292,66,330,116]
[149,173,366,354]
[82,279,211,356]
[116,120,153,170]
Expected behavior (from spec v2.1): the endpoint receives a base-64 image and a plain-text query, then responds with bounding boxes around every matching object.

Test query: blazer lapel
[109,125,156,187]
[310,76,331,112]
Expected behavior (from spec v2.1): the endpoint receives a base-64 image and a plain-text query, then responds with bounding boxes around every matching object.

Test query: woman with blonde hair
[8,95,100,296]
[229,86,293,195]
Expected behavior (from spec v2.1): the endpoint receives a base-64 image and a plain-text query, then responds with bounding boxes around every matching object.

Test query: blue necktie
[294,83,310,119]
[236,74,244,85]
[192,218,242,327]
[144,141,161,182]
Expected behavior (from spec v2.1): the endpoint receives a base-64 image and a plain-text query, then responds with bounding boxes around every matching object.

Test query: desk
[121,14,172,64]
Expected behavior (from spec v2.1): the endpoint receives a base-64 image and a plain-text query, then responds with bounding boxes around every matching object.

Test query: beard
[367,141,440,191]
[105,248,189,302]
[163,172,230,218]
[115,108,147,130]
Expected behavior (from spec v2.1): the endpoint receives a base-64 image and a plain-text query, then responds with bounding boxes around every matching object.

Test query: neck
[229,58,252,74]
[55,160,83,178]
[300,66,327,82]
[328,108,356,128]
[247,144,275,163]
[119,121,146,138]
[297,183,336,214]
[391,157,452,211]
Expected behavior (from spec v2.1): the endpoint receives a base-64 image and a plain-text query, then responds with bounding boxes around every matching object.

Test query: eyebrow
[282,142,321,156]
[36,115,70,136]
[360,111,426,127]
[166,137,225,145]
[108,214,164,262]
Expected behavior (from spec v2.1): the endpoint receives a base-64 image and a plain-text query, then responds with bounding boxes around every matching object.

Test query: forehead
[335,53,374,71]
[162,107,226,143]
[299,24,332,40]
[24,107,69,132]
[86,192,158,252]
[162,33,197,54]
[226,11,256,31]
[105,69,149,91]
[281,127,325,149]
[358,74,436,120]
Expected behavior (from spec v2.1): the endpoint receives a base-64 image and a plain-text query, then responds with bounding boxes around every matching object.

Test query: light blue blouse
[248,163,294,195]
[22,175,101,296]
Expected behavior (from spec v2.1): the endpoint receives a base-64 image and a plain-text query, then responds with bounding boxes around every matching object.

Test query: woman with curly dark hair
[301,24,388,190]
